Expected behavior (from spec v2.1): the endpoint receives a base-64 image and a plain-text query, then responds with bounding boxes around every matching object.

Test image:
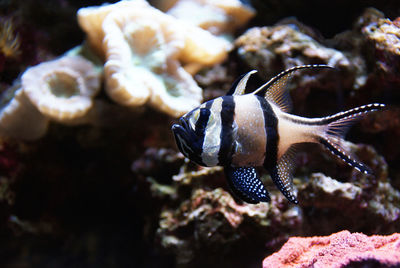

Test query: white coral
[103,10,204,116]
[21,55,101,123]
[166,0,255,36]
[78,0,233,117]
[0,86,49,140]
[77,0,149,57]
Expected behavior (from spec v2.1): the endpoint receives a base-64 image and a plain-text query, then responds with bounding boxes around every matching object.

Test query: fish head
[171,99,217,166]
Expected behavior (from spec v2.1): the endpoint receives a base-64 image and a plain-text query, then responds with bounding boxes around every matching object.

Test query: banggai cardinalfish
[171,65,385,204]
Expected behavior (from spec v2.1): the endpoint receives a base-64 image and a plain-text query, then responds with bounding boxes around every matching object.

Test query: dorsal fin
[253,65,334,112]
[226,70,257,96]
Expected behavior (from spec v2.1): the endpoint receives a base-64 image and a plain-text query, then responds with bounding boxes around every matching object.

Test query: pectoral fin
[224,166,270,204]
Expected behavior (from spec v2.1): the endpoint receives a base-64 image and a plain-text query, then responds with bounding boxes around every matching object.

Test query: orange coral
[0,18,20,58]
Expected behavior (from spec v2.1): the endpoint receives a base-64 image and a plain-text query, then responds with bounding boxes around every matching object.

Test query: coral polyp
[0,18,20,59]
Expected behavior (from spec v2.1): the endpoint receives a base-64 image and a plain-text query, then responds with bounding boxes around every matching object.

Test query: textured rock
[235,24,354,90]
[157,187,302,265]
[331,8,400,95]
[262,230,400,268]
[361,9,400,77]
[234,9,400,121]
[298,171,400,233]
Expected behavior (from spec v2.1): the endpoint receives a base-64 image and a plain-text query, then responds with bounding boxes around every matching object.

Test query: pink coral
[263,230,400,268]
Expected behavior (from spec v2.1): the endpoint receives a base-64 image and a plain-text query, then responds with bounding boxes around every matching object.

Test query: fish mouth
[171,123,186,142]
[172,117,190,140]
[178,117,190,131]
[171,117,205,166]
[172,117,193,157]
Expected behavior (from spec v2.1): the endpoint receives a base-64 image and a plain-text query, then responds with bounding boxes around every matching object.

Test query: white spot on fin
[274,145,298,203]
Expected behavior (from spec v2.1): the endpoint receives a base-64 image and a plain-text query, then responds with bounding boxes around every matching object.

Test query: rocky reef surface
[0,0,400,267]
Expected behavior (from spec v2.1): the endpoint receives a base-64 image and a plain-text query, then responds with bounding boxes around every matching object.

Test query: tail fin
[317,103,385,175]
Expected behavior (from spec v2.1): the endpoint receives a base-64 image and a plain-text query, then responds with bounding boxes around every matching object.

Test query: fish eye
[188,109,200,130]
[198,108,212,127]
[188,107,214,131]
[193,109,200,121]
[204,109,215,124]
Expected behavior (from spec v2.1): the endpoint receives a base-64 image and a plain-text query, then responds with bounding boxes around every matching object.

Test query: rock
[262,230,400,268]
[235,24,354,90]
[298,172,400,233]
[361,9,400,79]
[157,187,302,265]
[332,8,400,93]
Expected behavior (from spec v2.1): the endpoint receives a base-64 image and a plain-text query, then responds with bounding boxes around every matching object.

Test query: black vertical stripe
[258,97,302,203]
[256,96,279,169]
[195,102,212,136]
[218,96,235,165]
[186,100,213,166]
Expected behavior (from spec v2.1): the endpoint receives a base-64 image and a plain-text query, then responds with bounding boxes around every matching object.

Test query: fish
[171,65,385,204]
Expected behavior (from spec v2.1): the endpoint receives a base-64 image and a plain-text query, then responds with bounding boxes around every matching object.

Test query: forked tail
[316,103,385,174]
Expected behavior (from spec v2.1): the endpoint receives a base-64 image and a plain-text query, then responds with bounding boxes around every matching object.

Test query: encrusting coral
[262,230,400,268]
[77,0,234,117]
[21,55,101,124]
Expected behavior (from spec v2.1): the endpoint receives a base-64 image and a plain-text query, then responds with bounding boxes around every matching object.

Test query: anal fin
[224,166,270,204]
[316,103,385,175]
[268,146,299,204]
[319,138,372,175]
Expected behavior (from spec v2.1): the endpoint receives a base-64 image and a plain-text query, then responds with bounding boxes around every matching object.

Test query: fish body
[172,65,385,204]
